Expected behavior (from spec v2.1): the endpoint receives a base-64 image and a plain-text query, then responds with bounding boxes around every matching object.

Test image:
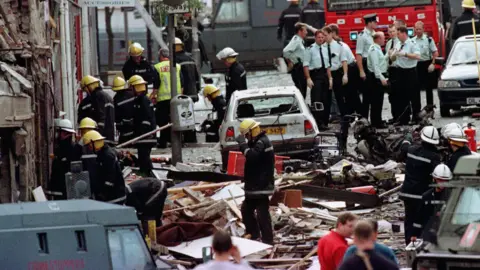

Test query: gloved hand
[428,64,435,73]
[307,78,314,89]
[342,75,348,85]
[381,79,388,86]
[360,71,366,80]
[329,78,333,90]
[235,134,246,144]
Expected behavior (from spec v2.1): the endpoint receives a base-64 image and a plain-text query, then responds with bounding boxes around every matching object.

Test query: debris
[295,184,381,208]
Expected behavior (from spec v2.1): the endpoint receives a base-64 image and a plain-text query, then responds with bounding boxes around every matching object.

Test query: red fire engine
[323,0,446,57]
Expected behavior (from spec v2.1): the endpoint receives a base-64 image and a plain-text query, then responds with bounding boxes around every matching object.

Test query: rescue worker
[77,94,92,124]
[451,0,480,43]
[277,0,302,47]
[129,75,156,175]
[355,14,377,118]
[300,0,325,46]
[414,21,438,107]
[400,126,441,245]
[112,76,135,144]
[78,117,98,139]
[174,37,200,143]
[445,127,472,171]
[202,84,226,142]
[366,32,388,128]
[76,117,99,189]
[303,30,332,130]
[83,130,126,204]
[122,42,158,85]
[216,47,247,103]
[80,75,115,144]
[235,119,274,245]
[390,26,421,125]
[151,49,182,148]
[283,23,308,98]
[46,119,78,200]
[386,24,399,122]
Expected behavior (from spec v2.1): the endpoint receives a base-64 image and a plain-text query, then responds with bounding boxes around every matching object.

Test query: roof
[232,86,299,99]
[0,199,139,230]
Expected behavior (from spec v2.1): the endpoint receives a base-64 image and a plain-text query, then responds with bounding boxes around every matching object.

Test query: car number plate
[467,97,480,105]
[262,126,286,135]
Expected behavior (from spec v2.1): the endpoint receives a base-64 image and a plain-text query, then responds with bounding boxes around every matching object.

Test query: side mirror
[435,57,445,66]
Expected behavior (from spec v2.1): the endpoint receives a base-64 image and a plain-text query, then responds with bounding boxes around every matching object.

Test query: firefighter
[445,127,472,171]
[451,0,480,43]
[129,75,156,175]
[202,84,226,142]
[366,32,388,128]
[112,76,135,144]
[300,0,324,47]
[122,42,158,85]
[400,126,441,245]
[277,0,302,48]
[216,47,247,103]
[78,117,98,139]
[76,117,99,185]
[78,94,92,125]
[46,119,78,200]
[174,37,200,143]
[235,119,274,245]
[80,75,115,144]
[283,23,308,98]
[151,49,182,148]
[83,130,126,205]
[386,24,399,122]
[414,21,438,107]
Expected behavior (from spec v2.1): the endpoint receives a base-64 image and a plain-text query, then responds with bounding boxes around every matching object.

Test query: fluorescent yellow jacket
[154,61,182,101]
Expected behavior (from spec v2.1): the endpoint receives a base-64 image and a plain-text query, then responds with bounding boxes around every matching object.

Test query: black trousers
[394,67,419,124]
[291,63,307,98]
[241,195,273,245]
[331,69,348,117]
[366,73,386,126]
[311,69,331,126]
[156,100,171,147]
[183,130,197,143]
[360,59,370,118]
[137,145,153,174]
[346,63,363,115]
[388,67,400,120]
[404,199,424,245]
[417,60,436,106]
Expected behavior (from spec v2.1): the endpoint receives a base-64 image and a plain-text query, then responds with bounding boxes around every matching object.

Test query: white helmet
[432,164,453,180]
[216,47,239,60]
[174,37,183,45]
[421,126,439,145]
[56,119,75,133]
[446,127,469,143]
[441,123,462,137]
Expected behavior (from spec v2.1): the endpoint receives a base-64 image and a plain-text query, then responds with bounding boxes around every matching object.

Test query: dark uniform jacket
[277,4,302,42]
[133,94,157,146]
[175,51,200,102]
[47,139,81,200]
[447,145,472,171]
[77,95,93,124]
[90,87,115,144]
[400,143,441,201]
[239,132,275,197]
[113,90,135,143]
[205,95,227,142]
[94,145,126,204]
[226,62,247,103]
[125,178,169,224]
[451,10,480,42]
[301,1,325,40]
[122,57,158,85]
[418,188,451,244]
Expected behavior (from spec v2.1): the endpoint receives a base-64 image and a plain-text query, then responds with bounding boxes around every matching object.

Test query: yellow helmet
[203,84,220,97]
[239,119,261,135]
[112,76,127,91]
[128,75,147,92]
[83,130,105,150]
[463,0,476,9]
[79,117,97,130]
[80,75,100,90]
[129,42,144,57]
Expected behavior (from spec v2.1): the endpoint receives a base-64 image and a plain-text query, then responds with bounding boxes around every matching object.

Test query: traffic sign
[80,0,135,7]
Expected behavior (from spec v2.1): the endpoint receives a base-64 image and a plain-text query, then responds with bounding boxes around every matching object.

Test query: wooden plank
[168,181,242,194]
[295,184,381,208]
[182,187,204,204]
[225,199,242,220]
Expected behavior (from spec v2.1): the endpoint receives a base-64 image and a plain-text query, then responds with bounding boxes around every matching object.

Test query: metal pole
[81,6,91,76]
[168,13,182,165]
[116,123,172,148]
[134,0,168,50]
[124,8,129,54]
[146,0,152,62]
[472,19,480,83]
[191,9,201,69]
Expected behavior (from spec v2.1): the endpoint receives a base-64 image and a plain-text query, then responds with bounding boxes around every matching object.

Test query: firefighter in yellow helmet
[129,75,156,174]
[122,42,158,85]
[112,76,135,144]
[79,75,115,144]
[236,118,274,244]
[83,130,126,204]
[202,84,226,142]
[451,0,480,43]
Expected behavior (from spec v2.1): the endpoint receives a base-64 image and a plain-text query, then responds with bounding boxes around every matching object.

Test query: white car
[219,86,326,166]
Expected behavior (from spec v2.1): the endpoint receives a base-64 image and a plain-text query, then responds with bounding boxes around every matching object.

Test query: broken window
[107,227,155,270]
[451,187,480,225]
[236,96,300,118]
[216,0,250,24]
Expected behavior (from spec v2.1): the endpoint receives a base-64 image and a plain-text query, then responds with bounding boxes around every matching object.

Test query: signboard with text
[80,0,134,7]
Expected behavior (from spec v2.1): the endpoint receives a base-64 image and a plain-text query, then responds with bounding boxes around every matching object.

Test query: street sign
[164,3,189,13]
[79,0,135,7]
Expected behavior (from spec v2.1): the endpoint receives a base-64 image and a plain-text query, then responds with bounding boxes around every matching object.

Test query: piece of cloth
[122,57,158,85]
[343,243,399,265]
[114,90,135,144]
[225,61,247,103]
[156,222,217,247]
[90,87,116,143]
[277,4,301,41]
[317,230,348,270]
[241,195,273,245]
[193,260,254,270]
[339,249,399,270]
[447,145,472,171]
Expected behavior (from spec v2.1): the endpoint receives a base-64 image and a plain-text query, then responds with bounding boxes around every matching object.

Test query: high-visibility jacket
[154,61,182,102]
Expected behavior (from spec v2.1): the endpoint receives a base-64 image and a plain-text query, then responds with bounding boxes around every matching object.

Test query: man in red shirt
[317,212,358,270]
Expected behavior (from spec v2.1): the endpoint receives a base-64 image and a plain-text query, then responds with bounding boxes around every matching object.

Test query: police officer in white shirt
[367,32,389,128]
[386,24,400,123]
[414,21,438,107]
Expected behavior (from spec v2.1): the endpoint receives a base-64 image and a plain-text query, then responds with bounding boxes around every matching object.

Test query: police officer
[283,23,308,98]
[451,0,480,43]
[216,47,247,103]
[151,49,182,148]
[46,119,79,200]
[83,130,126,204]
[277,0,302,47]
[385,24,400,123]
[400,126,441,245]
[235,119,274,245]
[202,84,227,142]
[300,0,325,46]
[80,75,115,144]
[445,127,472,171]
[129,75,156,175]
[414,21,438,107]
[366,32,388,128]
[112,77,135,144]
[122,42,158,84]
[303,30,332,130]
[390,26,421,125]
[356,14,377,118]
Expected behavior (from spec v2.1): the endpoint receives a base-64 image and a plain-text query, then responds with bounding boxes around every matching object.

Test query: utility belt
[348,62,357,68]
[398,67,417,72]
[310,68,327,80]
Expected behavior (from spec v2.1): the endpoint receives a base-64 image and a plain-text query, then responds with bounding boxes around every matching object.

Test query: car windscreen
[451,187,480,225]
[107,227,156,270]
[236,95,300,118]
[448,40,480,66]
[326,0,432,12]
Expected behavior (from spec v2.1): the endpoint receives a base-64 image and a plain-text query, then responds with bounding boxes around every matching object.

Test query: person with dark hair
[386,24,399,123]
[395,19,406,28]
[343,219,398,264]
[414,21,438,107]
[339,221,399,270]
[366,32,388,128]
[283,23,308,98]
[193,230,254,270]
[317,212,358,270]
[278,0,302,47]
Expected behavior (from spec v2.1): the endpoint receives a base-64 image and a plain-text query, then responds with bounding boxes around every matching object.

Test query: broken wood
[248,258,313,264]
[116,123,172,148]
[168,181,241,194]
[182,187,204,204]
[225,199,242,220]
[163,259,193,266]
[287,248,317,270]
[166,170,243,182]
[295,184,381,208]
[379,184,402,198]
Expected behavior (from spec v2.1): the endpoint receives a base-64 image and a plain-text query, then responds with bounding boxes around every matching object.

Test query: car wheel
[440,105,451,117]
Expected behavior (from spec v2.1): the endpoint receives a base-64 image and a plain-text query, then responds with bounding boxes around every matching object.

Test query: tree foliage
[151,0,203,25]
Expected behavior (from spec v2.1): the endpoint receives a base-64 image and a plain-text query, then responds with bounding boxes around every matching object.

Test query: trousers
[404,199,424,245]
[388,67,400,120]
[417,60,436,106]
[241,195,273,244]
[291,63,307,98]
[394,67,420,124]
[366,73,387,126]
[346,63,363,115]
[156,100,171,148]
[311,69,331,126]
[331,69,348,117]
[137,145,153,174]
